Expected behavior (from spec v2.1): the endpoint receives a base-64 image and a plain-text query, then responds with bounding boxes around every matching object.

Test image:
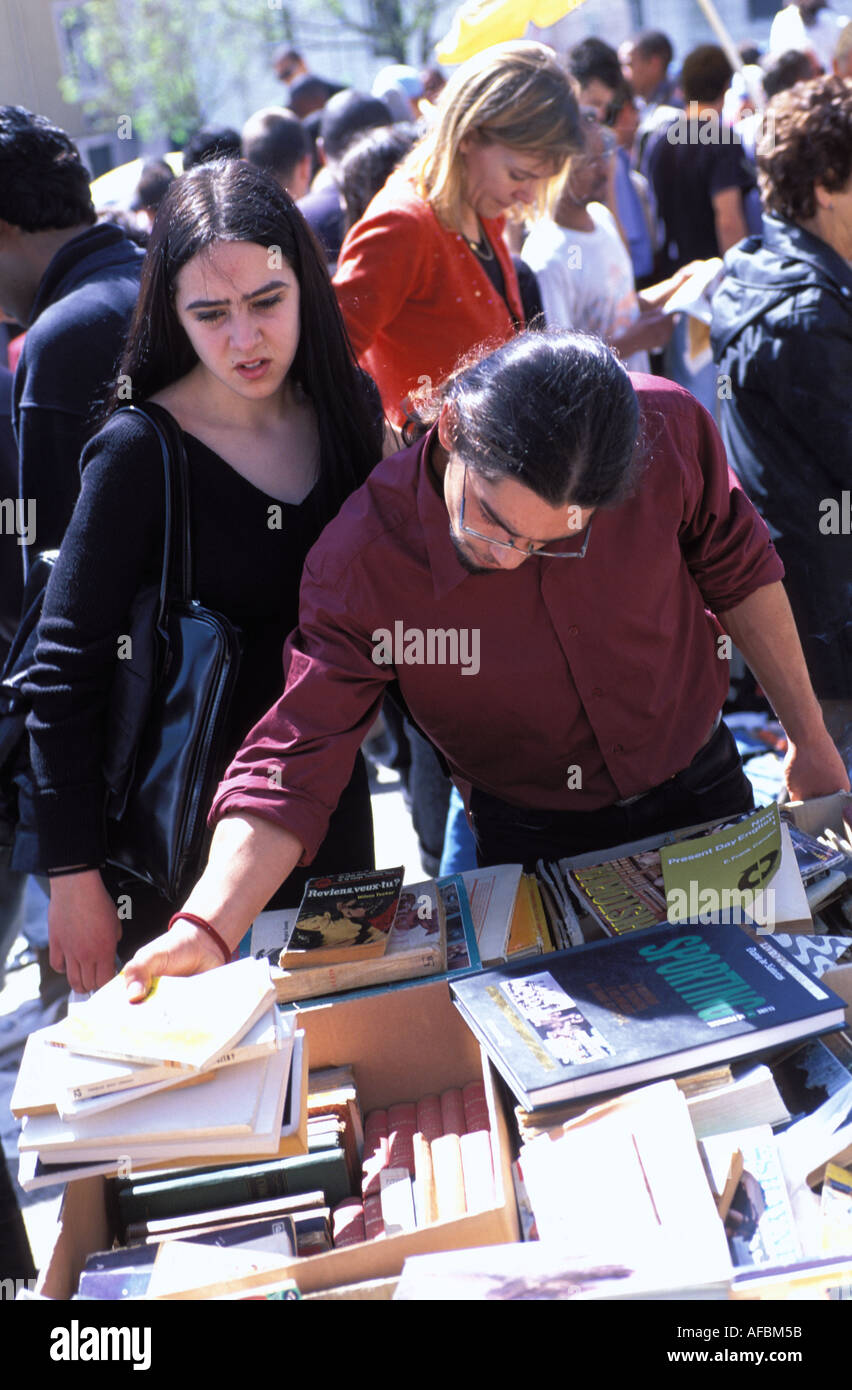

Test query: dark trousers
[470,721,754,871]
[404,720,451,878]
[0,1155,36,1286]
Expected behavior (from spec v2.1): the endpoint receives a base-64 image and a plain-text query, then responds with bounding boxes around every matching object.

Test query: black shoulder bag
[103,403,242,900]
[0,402,242,903]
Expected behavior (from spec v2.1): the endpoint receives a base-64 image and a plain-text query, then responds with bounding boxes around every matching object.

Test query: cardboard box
[37,981,519,1299]
[784,790,852,845]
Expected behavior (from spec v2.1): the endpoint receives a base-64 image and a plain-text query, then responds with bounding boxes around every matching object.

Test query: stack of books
[13,957,307,1189]
[447,923,852,1301]
[545,805,813,945]
[53,1063,381,1298]
[249,865,551,1006]
[251,870,449,1003]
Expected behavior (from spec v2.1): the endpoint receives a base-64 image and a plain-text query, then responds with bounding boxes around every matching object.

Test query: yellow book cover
[51,958,276,1070]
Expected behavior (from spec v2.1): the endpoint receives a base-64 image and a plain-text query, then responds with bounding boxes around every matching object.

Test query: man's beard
[448,525,499,574]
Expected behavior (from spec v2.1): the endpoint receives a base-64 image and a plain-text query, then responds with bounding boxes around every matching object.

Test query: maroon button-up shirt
[210,377,783,864]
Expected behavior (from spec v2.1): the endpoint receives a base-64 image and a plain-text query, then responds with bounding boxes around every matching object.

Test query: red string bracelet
[168,912,231,965]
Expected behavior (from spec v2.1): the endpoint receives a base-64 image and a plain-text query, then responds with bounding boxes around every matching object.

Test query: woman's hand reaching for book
[48,869,122,994]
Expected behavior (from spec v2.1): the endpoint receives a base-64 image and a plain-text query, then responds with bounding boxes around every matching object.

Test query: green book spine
[116,1147,350,1234]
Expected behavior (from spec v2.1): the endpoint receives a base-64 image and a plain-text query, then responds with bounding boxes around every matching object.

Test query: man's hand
[719,583,851,803]
[48,870,121,994]
[783,731,850,803]
[123,919,225,1003]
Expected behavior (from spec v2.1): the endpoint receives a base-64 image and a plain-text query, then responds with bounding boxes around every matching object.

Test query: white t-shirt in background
[769,4,849,72]
[521,203,650,374]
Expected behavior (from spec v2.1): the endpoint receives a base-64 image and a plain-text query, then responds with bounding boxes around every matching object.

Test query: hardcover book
[115,1142,351,1232]
[280,866,404,969]
[449,922,847,1109]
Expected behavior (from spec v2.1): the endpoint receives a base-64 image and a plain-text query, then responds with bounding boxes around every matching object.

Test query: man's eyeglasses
[458,462,593,559]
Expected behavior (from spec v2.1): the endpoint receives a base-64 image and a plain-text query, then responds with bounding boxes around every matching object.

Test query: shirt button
[592,687,603,697]
[613,744,624,754]
[567,625,579,636]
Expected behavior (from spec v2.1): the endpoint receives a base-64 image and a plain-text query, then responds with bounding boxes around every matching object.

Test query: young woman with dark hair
[23,159,384,992]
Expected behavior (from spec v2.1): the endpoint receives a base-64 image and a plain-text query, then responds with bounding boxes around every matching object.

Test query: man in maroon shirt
[125,333,848,991]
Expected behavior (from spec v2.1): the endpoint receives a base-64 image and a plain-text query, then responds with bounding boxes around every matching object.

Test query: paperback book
[251,881,446,1003]
[560,806,809,939]
[49,957,276,1070]
[436,874,480,973]
[459,864,523,966]
[785,822,848,883]
[280,866,404,969]
[11,1008,284,1118]
[701,1126,803,1268]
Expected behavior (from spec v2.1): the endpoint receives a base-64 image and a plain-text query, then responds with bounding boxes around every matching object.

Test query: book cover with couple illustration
[281,867,405,969]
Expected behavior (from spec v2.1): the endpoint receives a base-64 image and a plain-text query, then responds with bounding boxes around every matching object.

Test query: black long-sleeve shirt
[22,408,368,876]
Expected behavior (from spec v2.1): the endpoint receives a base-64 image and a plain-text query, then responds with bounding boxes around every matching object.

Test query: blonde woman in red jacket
[333,41,581,425]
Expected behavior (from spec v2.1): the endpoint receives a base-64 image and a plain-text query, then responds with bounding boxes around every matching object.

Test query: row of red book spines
[331,1134,496,1248]
[361,1084,489,1196]
[363,1087,488,1144]
[330,1202,375,1246]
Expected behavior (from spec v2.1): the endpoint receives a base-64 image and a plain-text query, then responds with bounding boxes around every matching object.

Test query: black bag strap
[114,403,194,622]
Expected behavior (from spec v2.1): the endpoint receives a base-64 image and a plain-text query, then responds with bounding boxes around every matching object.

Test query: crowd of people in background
[0,1,850,1003]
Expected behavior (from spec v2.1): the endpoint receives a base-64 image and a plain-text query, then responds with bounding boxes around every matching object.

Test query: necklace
[463,220,494,261]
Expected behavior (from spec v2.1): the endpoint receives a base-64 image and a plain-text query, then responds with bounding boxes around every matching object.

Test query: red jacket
[333,172,524,424]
